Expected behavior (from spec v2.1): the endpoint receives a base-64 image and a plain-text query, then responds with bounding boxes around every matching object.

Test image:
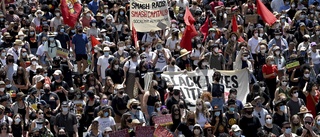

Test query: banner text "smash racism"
[131,1,167,9]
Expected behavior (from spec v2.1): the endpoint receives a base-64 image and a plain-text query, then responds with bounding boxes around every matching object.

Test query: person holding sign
[43,33,62,62]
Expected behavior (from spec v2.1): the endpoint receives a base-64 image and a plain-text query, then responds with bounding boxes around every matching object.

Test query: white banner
[145,69,250,105]
[130,0,170,32]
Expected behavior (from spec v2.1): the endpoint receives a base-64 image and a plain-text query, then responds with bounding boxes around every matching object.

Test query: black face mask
[9,11,14,15]
[43,28,48,32]
[78,29,83,33]
[246,110,253,115]
[171,61,176,65]
[153,86,158,89]
[46,111,52,115]
[13,26,18,30]
[132,105,138,109]
[118,91,124,95]
[127,119,132,123]
[168,87,173,92]
[173,90,180,95]
[8,58,14,63]
[44,89,50,93]
[162,111,168,115]
[179,104,184,109]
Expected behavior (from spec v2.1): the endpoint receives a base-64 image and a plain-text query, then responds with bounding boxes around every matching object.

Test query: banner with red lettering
[135,126,155,137]
[153,114,173,126]
[109,129,129,137]
[130,0,170,32]
[154,126,174,137]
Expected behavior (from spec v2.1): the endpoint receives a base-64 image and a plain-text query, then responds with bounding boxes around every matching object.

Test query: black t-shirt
[239,116,261,137]
[272,112,289,128]
[106,67,124,84]
[177,58,191,70]
[135,69,147,91]
[50,81,69,103]
[41,92,60,110]
[55,33,70,49]
[260,124,282,136]
[54,113,78,133]
[207,83,224,97]
[177,123,192,136]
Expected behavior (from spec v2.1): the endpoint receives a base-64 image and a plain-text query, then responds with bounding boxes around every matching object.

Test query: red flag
[132,23,138,48]
[90,35,100,53]
[232,15,245,42]
[60,0,82,28]
[256,0,277,26]
[200,17,209,42]
[180,7,198,51]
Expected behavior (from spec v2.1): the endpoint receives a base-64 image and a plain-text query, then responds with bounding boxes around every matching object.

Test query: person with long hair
[125,99,146,126]
[170,104,182,132]
[142,80,160,121]
[135,59,149,101]
[103,76,115,99]
[85,72,103,94]
[92,106,116,132]
[85,120,102,137]
[30,109,50,131]
[11,113,24,137]
[291,114,302,134]
[0,122,12,137]
[13,67,30,94]
[195,99,210,128]
[123,51,139,98]
[262,56,278,102]
[274,76,291,102]
[303,81,320,117]
[106,58,124,86]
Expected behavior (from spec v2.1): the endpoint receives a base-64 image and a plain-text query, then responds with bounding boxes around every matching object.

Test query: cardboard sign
[153,114,173,126]
[56,48,69,58]
[245,14,258,24]
[285,61,300,71]
[153,126,174,137]
[109,129,129,137]
[135,126,155,137]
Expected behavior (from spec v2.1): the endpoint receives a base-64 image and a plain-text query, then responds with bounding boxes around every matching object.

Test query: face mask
[32,61,37,65]
[281,82,287,86]
[280,105,286,112]
[214,111,220,116]
[266,119,272,124]
[156,107,161,112]
[275,36,280,39]
[86,13,91,16]
[104,9,109,13]
[292,4,295,8]
[37,124,43,129]
[119,47,124,51]
[294,92,299,97]
[234,131,241,136]
[171,61,176,65]
[259,33,264,37]
[104,52,109,56]
[127,45,131,48]
[317,121,320,125]
[49,38,54,41]
[285,128,291,134]
[30,32,35,35]
[148,48,152,52]
[101,99,108,105]
[173,90,180,95]
[19,36,24,40]
[197,44,201,48]
[300,15,305,19]
[1,53,6,57]
[202,62,208,66]
[219,12,223,16]
[285,1,290,4]
[0,88,3,92]
[232,36,237,41]
[254,33,258,37]
[242,56,248,60]
[131,105,138,109]
[177,46,181,50]
[120,11,124,15]
[270,61,275,64]
[60,29,65,33]
[317,31,320,35]
[246,110,253,115]
[275,51,280,55]
[172,24,176,28]
[15,118,21,124]
[9,11,14,15]
[76,95,81,98]
[114,65,119,69]
[55,13,60,16]
[304,74,310,78]
[62,107,68,112]
[181,28,185,32]
[197,105,202,110]
[153,85,158,89]
[54,76,60,80]
[229,107,235,112]
[22,52,27,56]
[91,23,96,27]
[104,112,109,117]
[194,129,200,135]
[44,89,50,93]
[214,47,219,53]
[71,30,76,33]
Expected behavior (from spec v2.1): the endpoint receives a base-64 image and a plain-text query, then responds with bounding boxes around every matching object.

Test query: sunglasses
[284,127,291,129]
[266,118,272,119]
[305,122,312,125]
[1,128,7,130]
[293,91,298,94]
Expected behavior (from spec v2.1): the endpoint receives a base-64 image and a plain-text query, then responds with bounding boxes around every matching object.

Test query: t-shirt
[239,116,261,137]
[124,60,139,73]
[43,40,62,59]
[106,67,124,84]
[97,55,113,79]
[262,64,278,79]
[72,33,89,54]
[94,116,116,132]
[286,98,305,116]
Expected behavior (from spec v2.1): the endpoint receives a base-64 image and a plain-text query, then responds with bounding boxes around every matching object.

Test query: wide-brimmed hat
[127,98,140,109]
[244,103,254,109]
[274,100,286,107]
[231,124,241,132]
[35,10,44,16]
[259,40,268,46]
[298,105,311,114]
[274,29,282,35]
[179,49,191,58]
[47,32,56,37]
[251,96,265,105]
[17,31,26,37]
[13,40,24,46]
[94,12,104,19]
[229,32,239,39]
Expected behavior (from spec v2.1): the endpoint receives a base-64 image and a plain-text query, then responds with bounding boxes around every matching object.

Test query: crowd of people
[2,0,320,136]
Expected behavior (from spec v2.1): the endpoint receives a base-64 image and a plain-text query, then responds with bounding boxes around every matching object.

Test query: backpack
[48,40,58,53]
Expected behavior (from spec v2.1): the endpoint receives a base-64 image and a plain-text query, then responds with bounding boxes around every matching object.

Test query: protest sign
[154,126,174,137]
[130,0,170,32]
[145,69,250,104]
[135,126,155,137]
[153,114,173,126]
[109,129,129,137]
[245,14,258,24]
[56,48,69,58]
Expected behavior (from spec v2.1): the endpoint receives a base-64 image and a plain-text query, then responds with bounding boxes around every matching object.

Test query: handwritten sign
[245,14,258,24]
[286,61,300,71]
[56,48,69,58]
[109,129,129,137]
[153,114,173,126]
[135,126,155,137]
[154,126,173,137]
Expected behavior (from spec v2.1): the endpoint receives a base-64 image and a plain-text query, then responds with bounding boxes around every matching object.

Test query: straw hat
[35,10,44,16]
[251,96,265,105]
[244,103,254,109]
[259,40,268,46]
[229,32,239,39]
[18,31,27,37]
[127,98,140,109]
[94,12,104,19]
[13,40,24,46]
[179,49,191,58]
[298,105,311,114]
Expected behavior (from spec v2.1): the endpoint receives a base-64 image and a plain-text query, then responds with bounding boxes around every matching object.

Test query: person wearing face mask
[2,4,21,23]
[272,46,286,78]
[303,82,320,117]
[11,113,23,137]
[40,84,60,114]
[162,57,181,72]
[16,31,31,54]
[97,47,114,85]
[294,22,309,44]
[230,124,245,137]
[286,87,306,116]
[283,42,297,61]
[262,56,278,101]
[297,34,311,52]
[31,10,45,32]
[54,101,79,137]
[85,120,102,137]
[80,9,94,28]
[268,30,288,50]
[291,67,311,102]
[207,71,225,111]
[55,25,70,50]
[296,113,320,136]
[239,103,261,137]
[113,41,130,66]
[311,26,320,44]
[50,70,69,103]
[87,20,100,38]
[124,99,146,126]
[141,29,160,44]
[43,33,62,62]
[91,106,116,132]
[50,9,63,32]
[142,80,161,121]
[105,58,125,86]
[272,100,290,128]
[224,99,240,130]
[279,121,298,137]
[26,56,39,84]
[234,47,254,75]
[274,76,291,102]
[111,84,130,127]
[251,96,269,126]
[0,49,7,68]
[203,44,225,70]
[210,106,228,136]
[192,124,203,137]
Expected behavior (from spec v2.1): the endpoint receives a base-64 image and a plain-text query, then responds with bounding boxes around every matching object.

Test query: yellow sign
[56,48,69,58]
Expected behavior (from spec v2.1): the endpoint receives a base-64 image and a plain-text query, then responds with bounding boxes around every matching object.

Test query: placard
[153,126,174,137]
[153,114,173,126]
[109,129,129,137]
[135,126,155,137]
[56,48,69,58]
[245,14,258,24]
[285,61,300,71]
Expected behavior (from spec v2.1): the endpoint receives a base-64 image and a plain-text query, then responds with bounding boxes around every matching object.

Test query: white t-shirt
[50,17,63,31]
[253,108,268,126]
[155,49,171,70]
[7,47,20,62]
[191,48,201,66]
[94,116,116,132]
[166,37,180,51]
[248,37,262,54]
[43,40,62,59]
[310,49,320,64]
[97,55,113,79]
[0,115,13,126]
[124,60,139,73]
[196,112,208,128]
[36,44,45,56]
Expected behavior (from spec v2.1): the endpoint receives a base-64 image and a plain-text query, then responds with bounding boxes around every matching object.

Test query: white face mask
[114,65,119,69]
[232,36,237,41]
[317,121,320,126]
[32,61,37,65]
[214,47,219,53]
[275,36,281,39]
[172,24,176,28]
[104,9,109,13]
[261,49,266,53]
[197,44,201,48]
[156,107,161,112]
[242,56,248,60]
[266,119,272,124]
[275,51,280,55]
[294,92,299,97]
[0,88,4,92]
[254,33,258,37]
[177,46,181,50]
[19,36,24,40]
[282,82,287,86]
[15,118,21,124]
[259,33,264,37]
[181,28,185,32]
[194,129,200,135]
[6,84,11,88]
[148,48,152,52]
[1,53,6,57]
[304,73,310,78]
[91,23,96,27]
[86,13,91,16]
[119,47,124,51]
[55,13,60,16]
